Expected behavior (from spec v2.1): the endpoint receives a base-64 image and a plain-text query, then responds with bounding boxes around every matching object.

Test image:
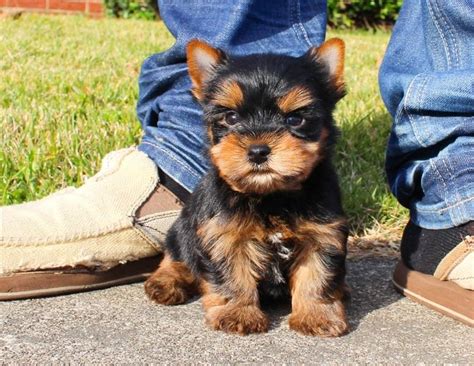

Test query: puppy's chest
[267,230,294,260]
[199,213,298,278]
[244,219,297,267]
[250,217,298,284]
[264,230,295,281]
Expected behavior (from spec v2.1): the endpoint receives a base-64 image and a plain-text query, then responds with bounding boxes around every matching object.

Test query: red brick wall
[0,0,103,17]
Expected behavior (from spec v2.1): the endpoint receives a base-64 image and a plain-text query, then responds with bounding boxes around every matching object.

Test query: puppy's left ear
[186,39,226,100]
[306,38,345,96]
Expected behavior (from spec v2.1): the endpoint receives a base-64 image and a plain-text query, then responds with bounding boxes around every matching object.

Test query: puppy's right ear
[186,39,226,100]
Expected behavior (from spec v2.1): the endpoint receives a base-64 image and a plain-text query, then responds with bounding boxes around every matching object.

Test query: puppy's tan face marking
[211,80,244,110]
[277,86,315,114]
[210,129,328,194]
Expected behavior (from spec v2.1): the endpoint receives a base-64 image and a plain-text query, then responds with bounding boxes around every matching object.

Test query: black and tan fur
[145,38,349,336]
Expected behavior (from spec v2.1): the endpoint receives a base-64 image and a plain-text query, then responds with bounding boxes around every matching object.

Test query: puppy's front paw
[205,304,269,335]
[145,275,194,305]
[289,300,349,337]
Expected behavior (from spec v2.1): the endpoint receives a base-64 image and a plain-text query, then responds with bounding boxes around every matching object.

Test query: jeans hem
[411,196,474,229]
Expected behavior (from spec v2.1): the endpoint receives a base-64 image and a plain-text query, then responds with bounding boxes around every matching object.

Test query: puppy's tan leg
[205,301,269,335]
[288,248,348,337]
[200,272,267,335]
[200,280,228,311]
[202,259,269,335]
[288,220,349,337]
[145,253,199,305]
[198,217,269,335]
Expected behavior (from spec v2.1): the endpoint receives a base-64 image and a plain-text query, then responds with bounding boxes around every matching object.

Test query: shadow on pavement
[258,257,402,333]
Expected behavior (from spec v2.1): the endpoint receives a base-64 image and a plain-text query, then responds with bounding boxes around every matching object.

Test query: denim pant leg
[380,0,474,229]
[137,0,327,193]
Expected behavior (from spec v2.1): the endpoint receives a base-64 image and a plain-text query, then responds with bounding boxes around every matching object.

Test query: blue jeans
[137,0,474,230]
[380,0,474,229]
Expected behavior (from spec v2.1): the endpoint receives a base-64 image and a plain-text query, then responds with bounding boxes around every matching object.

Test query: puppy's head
[186,38,345,195]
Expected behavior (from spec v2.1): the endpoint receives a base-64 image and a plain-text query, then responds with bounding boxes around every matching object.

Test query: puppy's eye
[225,111,240,125]
[285,115,304,127]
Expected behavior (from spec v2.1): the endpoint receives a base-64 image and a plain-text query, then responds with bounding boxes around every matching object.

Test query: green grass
[0,14,407,239]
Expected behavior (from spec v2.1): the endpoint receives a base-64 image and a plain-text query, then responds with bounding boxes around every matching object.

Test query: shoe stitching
[131,225,162,252]
[136,211,181,224]
[435,237,473,280]
[133,213,180,249]
[134,213,178,235]
[446,248,469,276]
[2,220,134,245]
[449,276,474,281]
[465,236,474,248]
[138,223,167,238]
[128,153,160,216]
[129,173,159,216]
[90,147,136,182]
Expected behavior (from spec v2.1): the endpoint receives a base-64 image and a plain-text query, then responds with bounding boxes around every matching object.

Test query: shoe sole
[392,261,473,327]
[0,255,162,301]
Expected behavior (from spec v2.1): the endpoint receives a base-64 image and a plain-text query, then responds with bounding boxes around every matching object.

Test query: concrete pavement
[1,258,472,364]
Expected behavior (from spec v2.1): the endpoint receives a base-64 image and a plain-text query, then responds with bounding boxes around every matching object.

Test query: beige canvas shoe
[393,229,474,327]
[0,147,182,300]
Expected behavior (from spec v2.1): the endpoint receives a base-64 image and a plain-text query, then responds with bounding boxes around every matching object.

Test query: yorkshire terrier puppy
[145,38,349,337]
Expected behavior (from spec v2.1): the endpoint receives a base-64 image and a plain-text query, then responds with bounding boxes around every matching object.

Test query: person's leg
[380,0,474,325]
[1,0,328,299]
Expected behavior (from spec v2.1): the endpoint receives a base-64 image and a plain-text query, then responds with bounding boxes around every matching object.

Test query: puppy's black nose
[248,144,271,164]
